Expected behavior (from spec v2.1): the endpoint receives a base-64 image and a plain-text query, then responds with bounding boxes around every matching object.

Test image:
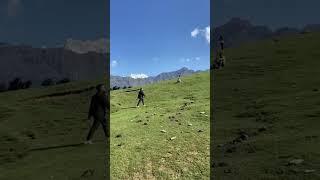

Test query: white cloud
[111,60,118,67]
[205,26,210,43]
[130,73,149,79]
[7,0,22,17]
[191,28,200,37]
[191,26,210,44]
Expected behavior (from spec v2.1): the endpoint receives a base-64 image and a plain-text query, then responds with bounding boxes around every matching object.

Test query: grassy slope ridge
[213,33,320,179]
[0,80,107,180]
[111,72,210,179]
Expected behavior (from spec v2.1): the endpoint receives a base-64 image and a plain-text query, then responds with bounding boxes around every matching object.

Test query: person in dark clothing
[85,84,109,144]
[218,51,225,68]
[218,35,224,50]
[136,88,145,107]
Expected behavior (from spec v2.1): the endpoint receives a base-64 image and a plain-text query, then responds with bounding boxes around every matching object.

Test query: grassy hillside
[111,72,210,179]
[0,80,107,180]
[213,32,320,179]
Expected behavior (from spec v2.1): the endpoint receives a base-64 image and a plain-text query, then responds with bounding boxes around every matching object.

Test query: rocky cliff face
[0,42,109,87]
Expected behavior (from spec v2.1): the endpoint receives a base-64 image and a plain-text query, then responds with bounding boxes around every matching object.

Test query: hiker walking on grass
[218,35,224,50]
[136,88,145,107]
[85,84,109,144]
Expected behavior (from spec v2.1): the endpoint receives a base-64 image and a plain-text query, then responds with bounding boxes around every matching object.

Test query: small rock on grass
[288,159,304,165]
[217,144,224,148]
[160,130,167,133]
[188,123,192,126]
[226,146,236,153]
[200,112,206,114]
[198,129,204,132]
[115,134,122,138]
[170,137,176,140]
[218,162,228,167]
[81,169,95,177]
[224,169,232,173]
[258,127,267,132]
[304,169,316,173]
[239,133,249,141]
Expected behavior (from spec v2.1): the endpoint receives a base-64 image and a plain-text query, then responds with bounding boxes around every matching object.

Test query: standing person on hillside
[177,74,182,83]
[218,35,224,50]
[85,84,109,144]
[136,88,145,107]
[218,51,226,68]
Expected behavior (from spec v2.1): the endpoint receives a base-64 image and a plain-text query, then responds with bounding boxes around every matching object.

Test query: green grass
[111,72,210,179]
[3,32,318,180]
[0,79,107,180]
[213,32,320,179]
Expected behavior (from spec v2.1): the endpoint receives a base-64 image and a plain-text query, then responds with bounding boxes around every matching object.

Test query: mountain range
[0,39,109,87]
[1,18,319,89]
[110,67,200,88]
[64,38,109,54]
[212,17,320,49]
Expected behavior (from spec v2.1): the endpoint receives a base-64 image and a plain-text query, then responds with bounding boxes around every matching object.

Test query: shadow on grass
[124,89,139,93]
[29,139,105,152]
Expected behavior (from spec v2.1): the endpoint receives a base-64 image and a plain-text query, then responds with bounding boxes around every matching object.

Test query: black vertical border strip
[106,0,110,179]
[210,0,215,179]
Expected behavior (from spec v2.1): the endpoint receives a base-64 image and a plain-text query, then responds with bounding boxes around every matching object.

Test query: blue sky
[212,0,320,30]
[111,0,210,77]
[2,0,319,77]
[0,0,108,47]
